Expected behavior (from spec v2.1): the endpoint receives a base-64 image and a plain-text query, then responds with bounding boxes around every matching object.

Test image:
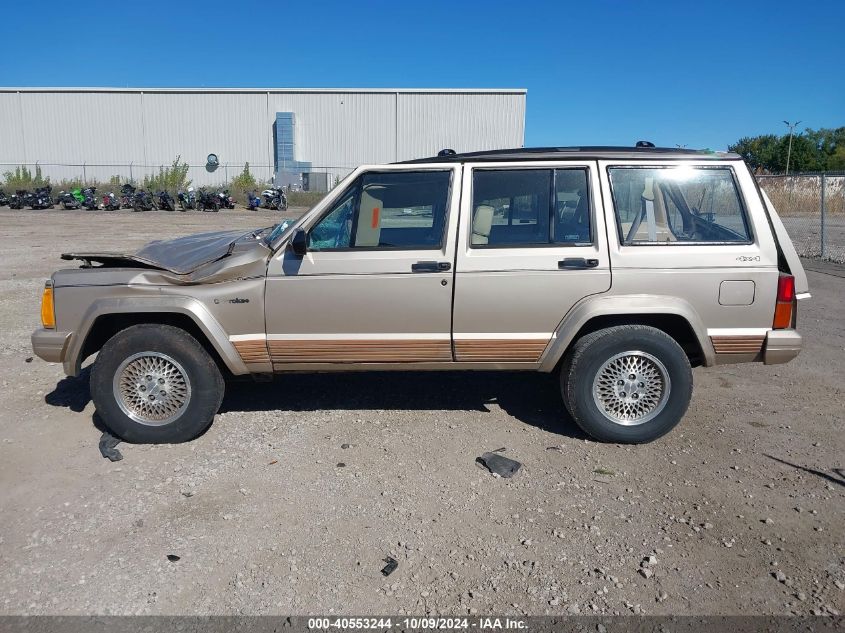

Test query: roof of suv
[401,146,740,163]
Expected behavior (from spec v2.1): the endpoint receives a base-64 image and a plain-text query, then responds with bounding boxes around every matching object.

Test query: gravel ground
[0,207,843,616]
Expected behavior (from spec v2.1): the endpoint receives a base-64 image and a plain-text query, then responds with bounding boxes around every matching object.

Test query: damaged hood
[62,229,266,276]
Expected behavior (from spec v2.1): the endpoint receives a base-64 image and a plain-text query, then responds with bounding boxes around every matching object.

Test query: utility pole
[783,120,801,175]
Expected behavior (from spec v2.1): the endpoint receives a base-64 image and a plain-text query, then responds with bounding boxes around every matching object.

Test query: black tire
[90,324,225,444]
[560,325,692,444]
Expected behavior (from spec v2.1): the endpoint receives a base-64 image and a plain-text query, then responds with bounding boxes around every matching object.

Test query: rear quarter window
[608,167,751,245]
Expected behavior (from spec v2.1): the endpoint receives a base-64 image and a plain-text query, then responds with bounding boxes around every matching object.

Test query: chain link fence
[0,162,348,193]
[757,173,845,263]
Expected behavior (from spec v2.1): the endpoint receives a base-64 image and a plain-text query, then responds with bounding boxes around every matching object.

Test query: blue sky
[1,0,842,150]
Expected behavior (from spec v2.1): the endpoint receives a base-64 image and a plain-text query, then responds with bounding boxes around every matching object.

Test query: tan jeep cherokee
[31,146,809,444]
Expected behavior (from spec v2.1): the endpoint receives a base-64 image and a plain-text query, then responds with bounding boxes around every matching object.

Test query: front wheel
[90,324,225,443]
[560,325,692,444]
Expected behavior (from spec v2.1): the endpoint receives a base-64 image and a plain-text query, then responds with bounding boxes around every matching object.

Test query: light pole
[783,120,801,175]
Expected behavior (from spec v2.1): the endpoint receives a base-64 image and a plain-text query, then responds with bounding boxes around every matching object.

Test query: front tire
[560,325,692,444]
[90,324,225,443]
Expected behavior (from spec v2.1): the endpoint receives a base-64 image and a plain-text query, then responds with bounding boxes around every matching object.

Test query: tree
[729,127,845,173]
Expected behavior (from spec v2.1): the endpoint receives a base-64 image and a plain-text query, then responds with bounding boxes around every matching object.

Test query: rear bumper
[763,329,802,365]
[31,329,72,364]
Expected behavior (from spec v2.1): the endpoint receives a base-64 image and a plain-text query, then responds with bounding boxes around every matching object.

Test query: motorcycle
[81,186,99,210]
[197,189,219,212]
[9,190,28,209]
[246,190,262,210]
[102,192,121,210]
[30,186,54,209]
[156,191,176,211]
[57,190,81,210]
[0,190,8,207]
[177,188,196,210]
[132,190,157,212]
[120,184,136,209]
[216,189,235,209]
[261,187,287,210]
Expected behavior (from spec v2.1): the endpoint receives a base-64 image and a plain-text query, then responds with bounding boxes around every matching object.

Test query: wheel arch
[540,295,715,372]
[65,296,248,377]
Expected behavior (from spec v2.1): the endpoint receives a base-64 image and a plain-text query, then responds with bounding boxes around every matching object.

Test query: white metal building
[0,88,526,188]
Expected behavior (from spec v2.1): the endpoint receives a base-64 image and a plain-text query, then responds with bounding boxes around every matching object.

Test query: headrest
[473,205,494,238]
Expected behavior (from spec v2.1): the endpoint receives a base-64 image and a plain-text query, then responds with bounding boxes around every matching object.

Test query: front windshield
[263,220,294,245]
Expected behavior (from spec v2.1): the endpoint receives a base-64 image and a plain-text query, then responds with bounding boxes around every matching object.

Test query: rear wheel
[90,324,225,444]
[560,325,692,443]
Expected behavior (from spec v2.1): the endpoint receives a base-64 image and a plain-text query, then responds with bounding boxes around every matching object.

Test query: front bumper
[31,329,72,364]
[763,329,802,365]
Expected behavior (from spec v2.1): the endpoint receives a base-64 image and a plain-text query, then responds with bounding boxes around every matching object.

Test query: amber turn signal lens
[41,285,55,329]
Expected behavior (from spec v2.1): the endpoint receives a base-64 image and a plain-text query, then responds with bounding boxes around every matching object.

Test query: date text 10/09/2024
[307,618,528,630]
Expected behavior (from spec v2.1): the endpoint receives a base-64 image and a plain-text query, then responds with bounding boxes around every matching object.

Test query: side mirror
[290,228,308,256]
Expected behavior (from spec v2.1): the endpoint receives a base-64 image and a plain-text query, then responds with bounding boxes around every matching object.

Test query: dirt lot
[0,207,843,616]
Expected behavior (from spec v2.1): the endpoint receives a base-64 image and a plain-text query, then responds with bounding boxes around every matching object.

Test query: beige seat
[355,186,382,247]
[630,179,677,242]
[472,205,494,245]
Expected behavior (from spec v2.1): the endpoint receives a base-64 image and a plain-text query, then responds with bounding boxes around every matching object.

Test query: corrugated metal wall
[0,89,526,186]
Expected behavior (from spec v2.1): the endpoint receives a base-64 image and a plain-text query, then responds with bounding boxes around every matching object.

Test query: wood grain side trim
[269,339,452,363]
[710,335,765,355]
[454,339,549,362]
[232,339,271,364]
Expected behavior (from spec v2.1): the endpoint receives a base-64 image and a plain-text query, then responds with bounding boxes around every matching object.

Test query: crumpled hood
[135,229,249,274]
[62,229,262,275]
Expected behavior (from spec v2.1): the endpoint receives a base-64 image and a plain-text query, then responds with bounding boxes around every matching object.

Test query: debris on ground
[381,556,398,577]
[337,462,346,468]
[166,554,180,562]
[98,431,123,462]
[476,451,522,478]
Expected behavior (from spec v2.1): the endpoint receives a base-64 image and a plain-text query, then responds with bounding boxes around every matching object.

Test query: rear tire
[560,325,692,443]
[90,324,225,444]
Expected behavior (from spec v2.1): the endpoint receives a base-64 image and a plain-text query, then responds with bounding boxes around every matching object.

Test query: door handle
[412,261,451,273]
[558,258,599,269]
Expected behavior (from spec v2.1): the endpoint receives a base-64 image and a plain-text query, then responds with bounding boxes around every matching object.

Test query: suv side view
[32,146,809,444]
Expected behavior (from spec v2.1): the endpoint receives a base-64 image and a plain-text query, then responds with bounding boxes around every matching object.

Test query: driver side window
[308,170,451,251]
[308,188,355,250]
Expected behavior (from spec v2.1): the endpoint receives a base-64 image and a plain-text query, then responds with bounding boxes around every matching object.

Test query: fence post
[820,173,826,260]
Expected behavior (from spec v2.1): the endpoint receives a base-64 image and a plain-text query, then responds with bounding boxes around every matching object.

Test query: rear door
[453,161,611,363]
[263,165,460,366]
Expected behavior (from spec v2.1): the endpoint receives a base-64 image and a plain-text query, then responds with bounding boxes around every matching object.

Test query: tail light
[772,274,795,329]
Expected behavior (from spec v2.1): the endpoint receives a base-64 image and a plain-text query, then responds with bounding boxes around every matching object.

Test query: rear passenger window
[608,167,751,244]
[471,169,591,247]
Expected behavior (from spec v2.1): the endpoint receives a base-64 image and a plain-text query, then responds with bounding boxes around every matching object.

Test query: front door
[264,165,460,367]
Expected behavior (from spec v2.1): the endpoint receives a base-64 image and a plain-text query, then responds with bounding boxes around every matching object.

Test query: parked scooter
[132,189,157,212]
[216,189,235,209]
[120,184,136,209]
[81,187,99,210]
[197,189,220,212]
[30,186,54,209]
[9,190,28,210]
[246,190,262,210]
[177,187,196,210]
[57,190,81,210]
[261,187,287,210]
[102,192,121,210]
